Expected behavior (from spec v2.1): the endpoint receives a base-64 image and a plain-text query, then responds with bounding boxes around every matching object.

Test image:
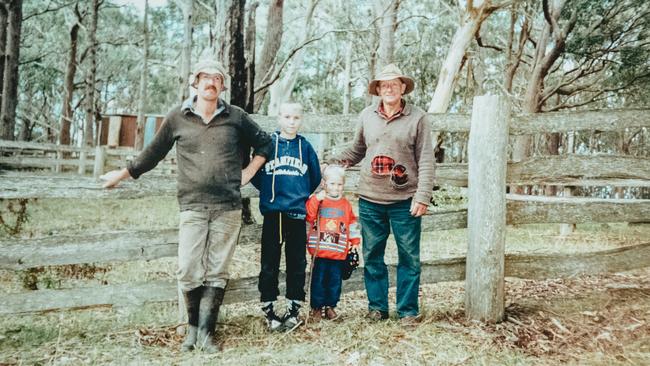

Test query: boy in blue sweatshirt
[252,102,321,331]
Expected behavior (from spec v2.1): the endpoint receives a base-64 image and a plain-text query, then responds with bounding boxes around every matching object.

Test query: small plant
[0,198,30,236]
[20,267,43,290]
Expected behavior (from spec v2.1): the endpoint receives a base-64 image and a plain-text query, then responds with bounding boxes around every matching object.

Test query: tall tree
[59,3,82,146]
[226,0,247,108]
[135,0,150,151]
[0,0,22,140]
[0,2,8,112]
[266,0,319,116]
[375,0,399,73]
[253,0,283,111]
[427,0,505,114]
[176,0,192,102]
[243,1,258,113]
[83,0,99,146]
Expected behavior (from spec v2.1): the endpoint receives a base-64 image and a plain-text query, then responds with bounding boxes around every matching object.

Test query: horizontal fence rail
[252,108,650,134]
[1,109,648,174]
[1,242,647,315]
[1,153,649,200]
[2,195,648,271]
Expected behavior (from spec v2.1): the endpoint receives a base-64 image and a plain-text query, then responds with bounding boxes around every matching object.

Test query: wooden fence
[0,102,649,319]
[0,140,177,176]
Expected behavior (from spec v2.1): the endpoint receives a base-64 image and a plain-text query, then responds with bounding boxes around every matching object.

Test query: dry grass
[2,269,648,365]
[1,197,649,365]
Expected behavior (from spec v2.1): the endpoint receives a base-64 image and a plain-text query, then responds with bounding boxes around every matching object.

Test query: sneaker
[261,303,284,331]
[282,301,302,329]
[365,310,389,321]
[323,306,339,321]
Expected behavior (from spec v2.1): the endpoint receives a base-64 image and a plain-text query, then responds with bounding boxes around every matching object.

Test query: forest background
[0,0,648,162]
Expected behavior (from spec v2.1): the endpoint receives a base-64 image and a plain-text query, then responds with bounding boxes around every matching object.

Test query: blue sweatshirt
[252,132,322,217]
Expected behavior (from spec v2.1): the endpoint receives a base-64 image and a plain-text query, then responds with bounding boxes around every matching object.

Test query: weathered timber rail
[1,152,649,201]
[1,243,647,315]
[1,195,648,271]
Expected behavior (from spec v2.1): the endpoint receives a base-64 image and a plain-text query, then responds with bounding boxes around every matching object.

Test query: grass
[0,196,649,365]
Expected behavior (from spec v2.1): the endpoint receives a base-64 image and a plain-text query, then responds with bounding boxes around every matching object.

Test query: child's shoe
[308,307,323,322]
[323,306,339,320]
[261,303,284,331]
[282,300,302,329]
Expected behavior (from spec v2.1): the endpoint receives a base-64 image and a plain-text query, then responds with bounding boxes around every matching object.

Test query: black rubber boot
[196,286,225,353]
[181,286,203,352]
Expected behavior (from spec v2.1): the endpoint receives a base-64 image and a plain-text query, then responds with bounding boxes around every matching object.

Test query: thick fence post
[465,95,510,322]
[93,146,105,178]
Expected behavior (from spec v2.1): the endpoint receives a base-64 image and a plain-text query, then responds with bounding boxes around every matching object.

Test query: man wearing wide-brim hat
[327,63,435,324]
[100,59,272,353]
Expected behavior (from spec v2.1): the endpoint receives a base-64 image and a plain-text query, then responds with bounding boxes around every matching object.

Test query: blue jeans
[359,198,421,318]
[310,258,344,309]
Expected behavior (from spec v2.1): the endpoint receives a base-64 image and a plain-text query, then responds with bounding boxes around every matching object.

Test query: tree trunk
[513,0,574,195]
[83,0,99,147]
[177,0,193,103]
[342,36,353,114]
[243,2,257,113]
[266,0,318,116]
[253,0,283,111]
[0,3,8,112]
[226,0,246,108]
[427,2,497,114]
[0,0,22,141]
[374,0,398,73]
[135,0,150,151]
[59,4,81,146]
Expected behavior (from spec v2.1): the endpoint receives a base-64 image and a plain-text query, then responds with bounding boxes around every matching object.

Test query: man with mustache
[100,60,272,353]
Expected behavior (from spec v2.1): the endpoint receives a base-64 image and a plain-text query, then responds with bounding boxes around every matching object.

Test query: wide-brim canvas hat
[368,63,415,96]
[190,59,228,88]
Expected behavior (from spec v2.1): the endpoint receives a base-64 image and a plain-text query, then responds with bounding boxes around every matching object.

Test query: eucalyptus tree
[134,0,149,151]
[0,0,23,140]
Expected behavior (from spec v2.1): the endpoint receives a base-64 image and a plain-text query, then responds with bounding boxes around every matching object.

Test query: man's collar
[375,99,409,121]
[181,96,229,117]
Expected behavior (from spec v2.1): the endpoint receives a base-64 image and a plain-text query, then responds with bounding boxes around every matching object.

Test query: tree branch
[23,0,76,21]
[254,28,370,94]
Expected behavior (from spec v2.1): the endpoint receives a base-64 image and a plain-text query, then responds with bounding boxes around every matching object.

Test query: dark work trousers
[258,212,307,302]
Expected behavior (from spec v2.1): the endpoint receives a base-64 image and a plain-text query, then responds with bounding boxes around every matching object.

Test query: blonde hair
[323,165,346,182]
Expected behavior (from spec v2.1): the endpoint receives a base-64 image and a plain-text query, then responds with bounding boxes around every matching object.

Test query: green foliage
[13,0,650,142]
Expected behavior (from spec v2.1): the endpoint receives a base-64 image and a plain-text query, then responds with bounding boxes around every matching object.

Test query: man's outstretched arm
[100,168,132,188]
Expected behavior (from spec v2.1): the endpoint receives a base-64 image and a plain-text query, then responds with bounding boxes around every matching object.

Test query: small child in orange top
[306,165,361,320]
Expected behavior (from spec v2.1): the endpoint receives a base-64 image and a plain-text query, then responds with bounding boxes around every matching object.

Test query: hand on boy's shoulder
[316,190,327,201]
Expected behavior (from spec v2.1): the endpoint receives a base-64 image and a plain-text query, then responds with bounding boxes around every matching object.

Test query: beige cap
[189,59,228,88]
[367,63,415,96]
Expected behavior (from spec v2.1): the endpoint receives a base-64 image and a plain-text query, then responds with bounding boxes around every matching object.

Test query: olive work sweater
[127,98,272,211]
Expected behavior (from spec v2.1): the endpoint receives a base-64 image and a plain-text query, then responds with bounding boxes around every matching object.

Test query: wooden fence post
[93,146,105,178]
[55,149,62,173]
[465,95,510,322]
[78,150,87,175]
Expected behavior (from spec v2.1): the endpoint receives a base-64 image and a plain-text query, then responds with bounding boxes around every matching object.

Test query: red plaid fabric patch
[371,155,395,175]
